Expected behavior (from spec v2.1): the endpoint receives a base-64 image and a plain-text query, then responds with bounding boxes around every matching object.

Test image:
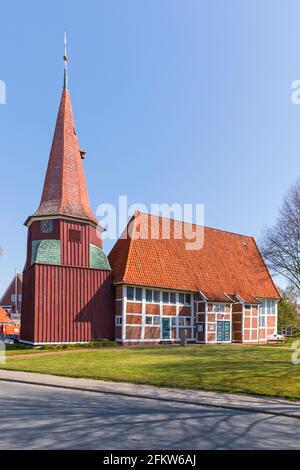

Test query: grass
[2,344,300,399]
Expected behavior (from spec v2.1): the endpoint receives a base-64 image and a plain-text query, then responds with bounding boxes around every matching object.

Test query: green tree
[277,288,300,332]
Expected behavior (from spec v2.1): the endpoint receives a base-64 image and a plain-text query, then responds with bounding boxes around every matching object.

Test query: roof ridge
[132,211,254,239]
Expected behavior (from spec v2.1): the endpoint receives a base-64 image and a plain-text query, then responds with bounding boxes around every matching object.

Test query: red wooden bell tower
[20,43,113,344]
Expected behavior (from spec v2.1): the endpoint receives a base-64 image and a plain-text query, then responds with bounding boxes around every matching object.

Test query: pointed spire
[63,32,68,90]
[25,37,98,227]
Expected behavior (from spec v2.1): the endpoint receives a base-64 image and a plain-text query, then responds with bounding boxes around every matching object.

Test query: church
[20,50,280,346]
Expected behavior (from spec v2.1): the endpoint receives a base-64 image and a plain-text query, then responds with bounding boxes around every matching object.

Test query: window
[178,317,191,327]
[126,286,142,301]
[260,299,276,316]
[197,323,204,333]
[245,304,251,311]
[163,292,169,303]
[259,303,266,327]
[69,229,81,243]
[127,286,134,300]
[11,294,16,302]
[170,292,176,304]
[179,293,192,305]
[171,317,177,327]
[213,303,226,312]
[146,289,153,302]
[135,288,142,301]
[259,310,266,327]
[115,316,122,326]
[146,316,160,326]
[267,300,276,315]
[145,289,160,303]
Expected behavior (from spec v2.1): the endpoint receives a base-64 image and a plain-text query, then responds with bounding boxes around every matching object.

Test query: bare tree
[261,179,300,293]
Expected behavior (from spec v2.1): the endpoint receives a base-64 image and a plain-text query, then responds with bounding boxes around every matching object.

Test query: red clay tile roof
[0,307,13,324]
[26,89,97,226]
[108,212,280,302]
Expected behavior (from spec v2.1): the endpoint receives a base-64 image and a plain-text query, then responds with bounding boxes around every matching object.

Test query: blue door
[217,321,230,342]
[162,317,171,340]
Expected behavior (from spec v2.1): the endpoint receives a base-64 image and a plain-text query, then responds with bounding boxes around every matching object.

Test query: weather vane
[63,32,68,89]
[64,32,68,62]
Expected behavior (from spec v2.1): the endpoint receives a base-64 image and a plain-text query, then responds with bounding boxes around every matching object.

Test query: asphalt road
[0,380,299,450]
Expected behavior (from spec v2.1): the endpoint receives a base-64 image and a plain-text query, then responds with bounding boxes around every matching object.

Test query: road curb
[0,373,300,420]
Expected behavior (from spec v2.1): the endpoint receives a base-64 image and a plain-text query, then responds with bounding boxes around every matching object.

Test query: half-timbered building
[108,212,280,344]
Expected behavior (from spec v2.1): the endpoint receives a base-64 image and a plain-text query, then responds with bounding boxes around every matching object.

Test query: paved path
[0,371,300,449]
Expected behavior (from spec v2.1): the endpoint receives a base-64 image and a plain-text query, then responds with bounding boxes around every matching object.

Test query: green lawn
[1,344,300,399]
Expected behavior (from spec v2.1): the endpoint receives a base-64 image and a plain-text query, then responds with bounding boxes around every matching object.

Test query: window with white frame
[162,291,176,305]
[261,299,276,316]
[213,303,226,312]
[145,315,160,326]
[178,293,192,305]
[171,317,177,327]
[259,306,266,327]
[178,317,186,327]
[126,286,143,301]
[145,289,160,303]
[115,316,122,326]
[267,299,276,315]
[146,289,152,302]
[153,290,160,303]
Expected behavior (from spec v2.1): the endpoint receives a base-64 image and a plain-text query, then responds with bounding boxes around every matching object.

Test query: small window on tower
[69,229,81,243]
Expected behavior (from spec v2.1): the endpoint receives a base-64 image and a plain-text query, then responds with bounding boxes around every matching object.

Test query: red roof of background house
[25,88,97,226]
[0,273,23,309]
[108,212,280,302]
[0,307,13,324]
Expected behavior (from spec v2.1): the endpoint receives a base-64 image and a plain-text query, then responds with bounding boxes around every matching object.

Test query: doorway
[217,321,230,342]
[161,317,171,340]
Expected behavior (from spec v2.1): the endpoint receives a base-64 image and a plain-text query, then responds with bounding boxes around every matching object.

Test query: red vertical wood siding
[21,264,113,344]
[20,266,36,342]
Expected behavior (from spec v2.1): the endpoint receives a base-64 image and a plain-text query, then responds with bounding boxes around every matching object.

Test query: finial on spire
[63,32,68,89]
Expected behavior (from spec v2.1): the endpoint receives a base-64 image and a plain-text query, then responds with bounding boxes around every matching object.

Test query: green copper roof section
[31,240,61,266]
[89,244,111,270]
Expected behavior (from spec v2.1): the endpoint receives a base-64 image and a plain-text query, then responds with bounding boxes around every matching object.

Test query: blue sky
[0,0,299,295]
